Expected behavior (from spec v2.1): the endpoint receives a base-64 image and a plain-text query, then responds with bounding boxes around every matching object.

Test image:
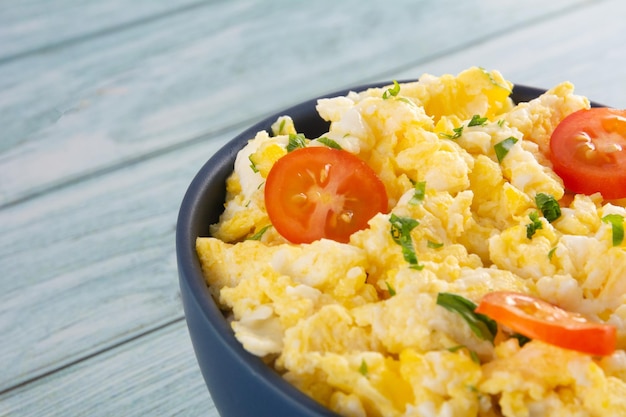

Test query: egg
[196,66,626,416]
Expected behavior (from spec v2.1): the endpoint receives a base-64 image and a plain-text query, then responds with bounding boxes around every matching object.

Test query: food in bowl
[194,67,626,416]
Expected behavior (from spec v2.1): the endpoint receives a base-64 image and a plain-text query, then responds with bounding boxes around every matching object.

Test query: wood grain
[0,0,589,207]
[392,0,626,109]
[2,0,625,415]
[0,130,232,392]
[0,321,217,417]
[0,0,205,62]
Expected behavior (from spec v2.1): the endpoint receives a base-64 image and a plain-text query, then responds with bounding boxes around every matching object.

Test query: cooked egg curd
[196,67,626,417]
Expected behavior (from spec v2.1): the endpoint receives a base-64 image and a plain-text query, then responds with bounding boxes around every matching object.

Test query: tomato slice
[549,108,626,199]
[264,146,388,244]
[475,291,616,356]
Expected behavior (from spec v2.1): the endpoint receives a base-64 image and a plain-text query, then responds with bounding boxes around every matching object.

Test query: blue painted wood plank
[2,1,625,415]
[0,0,590,207]
[392,0,626,109]
[0,321,218,417]
[0,129,232,393]
[0,0,206,62]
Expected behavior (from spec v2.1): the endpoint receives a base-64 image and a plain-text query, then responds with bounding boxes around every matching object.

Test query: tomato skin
[265,146,388,244]
[549,108,626,200]
[475,291,616,356]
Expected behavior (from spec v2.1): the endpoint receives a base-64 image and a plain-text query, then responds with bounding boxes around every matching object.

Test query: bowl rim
[175,80,603,415]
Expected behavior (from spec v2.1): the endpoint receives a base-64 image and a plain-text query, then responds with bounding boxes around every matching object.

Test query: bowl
[176,82,590,417]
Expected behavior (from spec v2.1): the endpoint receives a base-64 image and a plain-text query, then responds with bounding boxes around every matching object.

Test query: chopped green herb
[389,214,424,270]
[510,333,531,347]
[409,181,426,205]
[385,281,396,296]
[436,292,497,343]
[497,119,506,127]
[287,133,307,152]
[526,211,543,239]
[440,126,464,140]
[548,247,557,260]
[278,119,286,135]
[441,115,487,139]
[479,67,512,93]
[382,80,401,99]
[535,193,561,223]
[447,345,480,364]
[427,240,444,249]
[248,155,259,173]
[316,136,342,150]
[602,214,624,246]
[467,385,479,393]
[494,137,518,163]
[396,97,415,106]
[247,225,271,241]
[358,359,368,376]
[468,114,488,127]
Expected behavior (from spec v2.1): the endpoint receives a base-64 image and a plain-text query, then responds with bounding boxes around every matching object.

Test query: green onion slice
[389,214,423,270]
[316,137,342,150]
[494,137,518,163]
[526,211,543,239]
[383,80,401,99]
[535,193,561,223]
[436,292,497,343]
[602,214,624,246]
[287,133,307,152]
[409,181,426,205]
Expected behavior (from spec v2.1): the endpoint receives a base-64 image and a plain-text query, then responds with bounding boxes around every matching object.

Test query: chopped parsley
[436,292,497,343]
[468,114,488,127]
[437,293,534,348]
[277,119,286,135]
[440,114,487,140]
[427,240,443,249]
[548,246,557,260]
[440,125,464,140]
[358,359,368,376]
[447,345,480,364]
[602,214,624,246]
[385,281,396,296]
[535,193,561,223]
[510,333,531,347]
[316,136,342,150]
[409,181,426,205]
[494,136,518,163]
[396,97,415,106]
[248,154,259,173]
[389,214,424,270]
[382,80,401,99]
[287,133,307,152]
[526,211,543,239]
[247,225,271,241]
[479,67,512,93]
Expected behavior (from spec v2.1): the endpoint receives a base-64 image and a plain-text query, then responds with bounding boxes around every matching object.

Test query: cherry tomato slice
[475,291,616,356]
[265,146,388,244]
[549,108,626,199]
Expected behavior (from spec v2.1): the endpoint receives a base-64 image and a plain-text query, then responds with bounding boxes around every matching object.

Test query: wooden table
[1,1,624,415]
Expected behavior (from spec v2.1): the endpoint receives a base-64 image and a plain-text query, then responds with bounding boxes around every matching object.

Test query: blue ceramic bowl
[176,82,565,417]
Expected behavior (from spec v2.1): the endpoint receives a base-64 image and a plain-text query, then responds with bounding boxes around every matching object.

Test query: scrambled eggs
[196,67,626,416]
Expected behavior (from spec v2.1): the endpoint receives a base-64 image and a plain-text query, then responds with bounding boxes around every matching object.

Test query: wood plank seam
[368,0,608,82]
[0,316,186,397]
[0,115,262,211]
[0,0,600,209]
[0,1,211,66]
